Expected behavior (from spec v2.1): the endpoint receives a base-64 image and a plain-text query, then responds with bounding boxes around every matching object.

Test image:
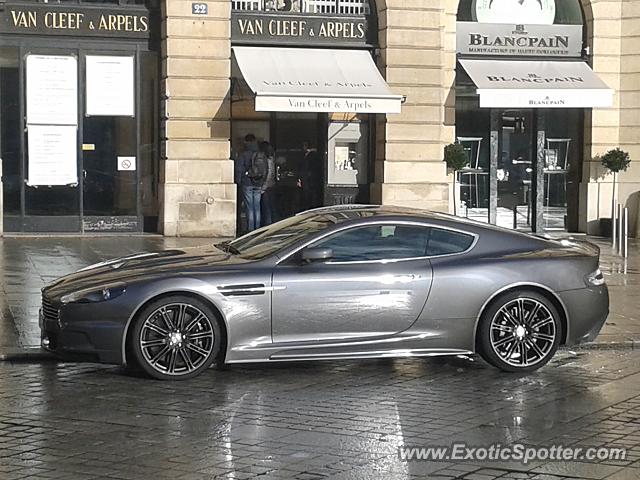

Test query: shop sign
[255,95,401,114]
[457,22,583,57]
[232,13,374,46]
[0,4,150,38]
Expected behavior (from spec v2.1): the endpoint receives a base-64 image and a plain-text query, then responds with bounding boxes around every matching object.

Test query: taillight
[585,269,605,287]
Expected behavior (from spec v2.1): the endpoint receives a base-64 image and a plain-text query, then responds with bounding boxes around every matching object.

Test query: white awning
[232,46,402,114]
[459,59,613,109]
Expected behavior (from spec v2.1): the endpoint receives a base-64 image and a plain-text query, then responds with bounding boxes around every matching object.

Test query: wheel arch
[121,290,229,366]
[472,283,570,352]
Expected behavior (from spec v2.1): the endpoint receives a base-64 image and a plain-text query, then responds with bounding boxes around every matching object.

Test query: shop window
[0,47,20,217]
[456,0,583,25]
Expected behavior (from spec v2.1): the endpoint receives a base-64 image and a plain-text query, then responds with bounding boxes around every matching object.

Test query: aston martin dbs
[40,205,609,380]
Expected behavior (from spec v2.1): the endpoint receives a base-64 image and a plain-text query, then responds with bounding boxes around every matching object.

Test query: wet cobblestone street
[0,349,639,479]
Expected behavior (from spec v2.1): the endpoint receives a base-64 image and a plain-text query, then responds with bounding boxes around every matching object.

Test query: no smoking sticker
[117,156,136,171]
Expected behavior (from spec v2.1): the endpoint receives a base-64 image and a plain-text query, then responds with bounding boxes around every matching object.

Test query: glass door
[22,48,82,232]
[497,110,534,231]
[81,51,139,232]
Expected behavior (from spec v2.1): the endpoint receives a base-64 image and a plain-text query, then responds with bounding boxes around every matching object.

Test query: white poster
[86,56,135,116]
[27,125,78,186]
[26,55,78,125]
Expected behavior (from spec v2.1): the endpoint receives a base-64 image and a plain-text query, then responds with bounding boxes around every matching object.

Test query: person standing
[297,142,322,212]
[260,141,277,226]
[234,134,266,232]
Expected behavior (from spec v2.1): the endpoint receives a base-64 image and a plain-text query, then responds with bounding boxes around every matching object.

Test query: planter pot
[600,218,612,237]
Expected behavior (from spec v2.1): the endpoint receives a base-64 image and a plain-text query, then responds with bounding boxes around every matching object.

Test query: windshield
[226,213,339,260]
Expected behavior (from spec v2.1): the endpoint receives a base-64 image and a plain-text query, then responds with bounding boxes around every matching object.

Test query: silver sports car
[40,205,609,380]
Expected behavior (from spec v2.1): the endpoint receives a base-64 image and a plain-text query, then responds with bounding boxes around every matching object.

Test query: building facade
[0,0,638,236]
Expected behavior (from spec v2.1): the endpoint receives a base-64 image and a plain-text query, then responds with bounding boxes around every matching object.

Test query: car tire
[478,290,561,373]
[131,295,222,380]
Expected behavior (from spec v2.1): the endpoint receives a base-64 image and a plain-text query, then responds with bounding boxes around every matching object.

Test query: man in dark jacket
[234,134,262,231]
[297,142,322,211]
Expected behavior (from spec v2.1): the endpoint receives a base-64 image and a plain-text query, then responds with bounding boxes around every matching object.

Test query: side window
[426,228,474,256]
[313,224,430,262]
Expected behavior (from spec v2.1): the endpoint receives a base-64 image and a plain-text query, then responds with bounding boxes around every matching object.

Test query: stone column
[372,0,450,212]
[160,0,235,237]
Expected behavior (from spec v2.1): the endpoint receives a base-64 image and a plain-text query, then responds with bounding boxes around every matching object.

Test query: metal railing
[231,0,371,14]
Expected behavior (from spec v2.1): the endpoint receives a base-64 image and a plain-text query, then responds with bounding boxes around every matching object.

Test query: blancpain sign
[457,22,583,57]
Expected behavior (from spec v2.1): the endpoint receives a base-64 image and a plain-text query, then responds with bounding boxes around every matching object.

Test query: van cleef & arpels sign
[457,22,583,57]
[232,13,374,46]
[0,4,150,38]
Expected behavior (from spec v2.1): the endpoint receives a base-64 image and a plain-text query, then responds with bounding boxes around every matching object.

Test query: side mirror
[301,247,333,262]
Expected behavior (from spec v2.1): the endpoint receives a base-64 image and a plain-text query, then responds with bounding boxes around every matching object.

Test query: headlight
[60,283,127,304]
[585,269,605,287]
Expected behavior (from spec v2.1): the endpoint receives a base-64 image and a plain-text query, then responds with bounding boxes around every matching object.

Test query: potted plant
[600,148,631,236]
[444,142,469,216]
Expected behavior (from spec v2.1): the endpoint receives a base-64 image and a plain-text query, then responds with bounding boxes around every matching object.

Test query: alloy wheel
[139,303,215,376]
[489,297,557,368]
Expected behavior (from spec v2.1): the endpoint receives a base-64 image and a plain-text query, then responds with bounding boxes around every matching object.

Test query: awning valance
[232,46,402,114]
[459,59,613,109]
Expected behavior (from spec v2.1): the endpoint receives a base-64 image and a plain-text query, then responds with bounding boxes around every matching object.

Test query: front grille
[42,295,60,323]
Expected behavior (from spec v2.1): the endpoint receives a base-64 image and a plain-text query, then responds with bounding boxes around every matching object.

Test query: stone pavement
[0,234,637,352]
[0,349,639,479]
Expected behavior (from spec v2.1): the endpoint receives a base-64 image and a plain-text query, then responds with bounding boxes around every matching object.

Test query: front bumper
[39,297,128,365]
[558,284,609,345]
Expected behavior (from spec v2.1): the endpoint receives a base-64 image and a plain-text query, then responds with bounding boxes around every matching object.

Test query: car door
[271,223,433,343]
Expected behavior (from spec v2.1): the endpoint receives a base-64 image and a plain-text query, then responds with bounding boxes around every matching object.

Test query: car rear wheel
[131,295,221,380]
[478,290,561,373]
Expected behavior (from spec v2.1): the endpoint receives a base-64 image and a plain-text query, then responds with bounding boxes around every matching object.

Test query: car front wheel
[478,290,561,373]
[131,295,222,380]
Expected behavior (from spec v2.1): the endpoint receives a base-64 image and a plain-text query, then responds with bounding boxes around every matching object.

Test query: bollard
[617,204,623,254]
[612,199,617,248]
[623,207,629,259]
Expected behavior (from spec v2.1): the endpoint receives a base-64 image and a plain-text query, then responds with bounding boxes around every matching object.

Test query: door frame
[1,35,154,233]
[489,108,544,233]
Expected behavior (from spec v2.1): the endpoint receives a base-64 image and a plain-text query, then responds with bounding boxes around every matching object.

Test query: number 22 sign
[192,3,208,15]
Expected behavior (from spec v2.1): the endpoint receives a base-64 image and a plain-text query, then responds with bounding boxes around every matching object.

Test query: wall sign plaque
[457,22,583,57]
[231,12,375,47]
[0,4,150,38]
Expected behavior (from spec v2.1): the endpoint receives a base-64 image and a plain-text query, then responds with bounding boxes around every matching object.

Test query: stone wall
[160,0,235,237]
[580,0,640,235]
[372,0,450,212]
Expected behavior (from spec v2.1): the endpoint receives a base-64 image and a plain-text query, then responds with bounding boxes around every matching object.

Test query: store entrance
[456,100,582,233]
[497,110,535,230]
[0,44,159,233]
[232,113,371,234]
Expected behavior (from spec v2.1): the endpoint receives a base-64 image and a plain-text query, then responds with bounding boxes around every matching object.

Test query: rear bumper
[558,285,609,345]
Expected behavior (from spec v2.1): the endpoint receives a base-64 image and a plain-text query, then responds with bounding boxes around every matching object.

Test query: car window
[312,224,431,262]
[227,213,339,260]
[426,228,474,256]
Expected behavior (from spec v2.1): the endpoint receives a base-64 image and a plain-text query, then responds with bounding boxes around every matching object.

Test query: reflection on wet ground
[0,350,639,479]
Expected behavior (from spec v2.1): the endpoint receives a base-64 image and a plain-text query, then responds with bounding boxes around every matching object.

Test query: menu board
[86,55,135,116]
[26,55,78,125]
[27,125,78,186]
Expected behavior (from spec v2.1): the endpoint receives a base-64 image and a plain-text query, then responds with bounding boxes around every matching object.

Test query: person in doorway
[234,134,266,232]
[297,142,322,212]
[260,141,278,226]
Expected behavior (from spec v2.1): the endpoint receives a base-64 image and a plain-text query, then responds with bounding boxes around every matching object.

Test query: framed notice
[26,55,78,125]
[27,125,78,186]
[86,55,135,116]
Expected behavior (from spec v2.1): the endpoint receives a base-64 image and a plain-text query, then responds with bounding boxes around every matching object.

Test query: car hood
[43,245,248,298]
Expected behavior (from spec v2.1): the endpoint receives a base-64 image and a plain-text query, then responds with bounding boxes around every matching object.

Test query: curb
[0,347,58,362]
[571,341,637,351]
